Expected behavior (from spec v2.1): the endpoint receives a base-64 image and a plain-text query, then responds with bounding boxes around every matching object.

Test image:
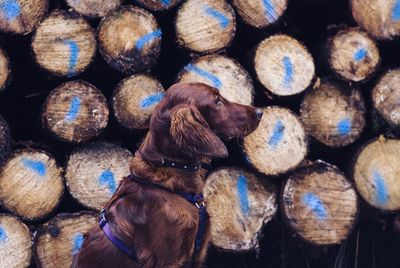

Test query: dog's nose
[255,108,263,120]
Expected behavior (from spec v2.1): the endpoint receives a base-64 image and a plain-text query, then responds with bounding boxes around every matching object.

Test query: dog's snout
[255,108,263,120]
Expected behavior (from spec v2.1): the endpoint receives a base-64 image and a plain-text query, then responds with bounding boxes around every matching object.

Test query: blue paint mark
[63,40,80,77]
[21,158,46,177]
[65,96,81,123]
[140,92,165,109]
[237,175,250,216]
[72,232,84,255]
[204,7,229,29]
[160,0,171,6]
[283,56,293,87]
[135,29,162,51]
[392,0,400,21]
[268,120,285,149]
[263,0,278,23]
[353,48,368,62]
[302,193,328,220]
[0,0,21,21]
[337,118,352,136]
[0,225,7,244]
[99,170,116,194]
[184,64,222,89]
[373,170,388,207]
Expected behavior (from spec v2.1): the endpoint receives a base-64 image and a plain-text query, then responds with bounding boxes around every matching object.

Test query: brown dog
[72,83,262,268]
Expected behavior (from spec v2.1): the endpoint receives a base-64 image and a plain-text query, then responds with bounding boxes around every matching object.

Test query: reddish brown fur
[72,83,261,268]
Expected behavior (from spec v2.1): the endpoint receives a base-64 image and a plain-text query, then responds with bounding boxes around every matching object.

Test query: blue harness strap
[99,175,207,267]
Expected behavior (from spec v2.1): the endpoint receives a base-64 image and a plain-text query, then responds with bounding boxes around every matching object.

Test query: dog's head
[147,83,262,159]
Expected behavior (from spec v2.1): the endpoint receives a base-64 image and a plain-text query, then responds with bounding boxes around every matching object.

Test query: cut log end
[177,55,254,105]
[0,0,49,34]
[353,138,400,211]
[0,149,64,220]
[65,0,122,18]
[232,0,288,28]
[0,47,10,91]
[204,167,277,251]
[372,69,400,127]
[300,80,366,147]
[136,0,183,11]
[175,0,236,54]
[34,212,97,268]
[254,34,315,96]
[282,162,358,246]
[112,74,165,130]
[351,0,400,40]
[32,10,96,77]
[42,80,109,144]
[65,142,132,211]
[0,214,32,268]
[243,106,308,176]
[98,5,161,74]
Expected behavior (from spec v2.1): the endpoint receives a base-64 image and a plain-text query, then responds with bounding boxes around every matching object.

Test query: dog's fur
[72,83,261,268]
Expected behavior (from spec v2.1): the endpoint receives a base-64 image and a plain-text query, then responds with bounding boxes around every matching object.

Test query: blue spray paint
[63,40,80,77]
[204,7,229,29]
[184,64,222,89]
[373,170,388,207]
[353,48,368,62]
[72,232,84,255]
[337,118,352,136]
[135,29,162,51]
[282,56,293,87]
[268,120,285,149]
[0,225,7,244]
[140,92,165,109]
[0,0,21,21]
[21,158,46,177]
[263,0,278,23]
[302,192,328,220]
[392,0,400,21]
[160,0,171,6]
[236,175,250,216]
[99,170,116,195]
[65,96,81,123]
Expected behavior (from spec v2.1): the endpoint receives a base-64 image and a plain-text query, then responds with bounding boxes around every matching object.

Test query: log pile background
[0,0,400,267]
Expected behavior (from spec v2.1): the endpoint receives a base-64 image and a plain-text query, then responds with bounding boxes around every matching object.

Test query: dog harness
[99,161,209,267]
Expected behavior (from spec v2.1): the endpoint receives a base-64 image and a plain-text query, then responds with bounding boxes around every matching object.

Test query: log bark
[203,167,277,251]
[0,46,10,92]
[372,68,400,128]
[136,0,183,12]
[232,0,288,28]
[34,212,97,268]
[351,0,400,40]
[31,10,96,77]
[97,5,161,74]
[175,0,236,54]
[353,136,400,211]
[41,80,109,143]
[243,106,308,176]
[300,80,366,147]
[0,214,32,268]
[282,161,358,245]
[0,115,11,164]
[112,74,165,130]
[0,0,49,34]
[65,0,122,18]
[328,27,380,82]
[177,55,254,105]
[254,34,315,97]
[65,142,132,211]
[0,149,64,221]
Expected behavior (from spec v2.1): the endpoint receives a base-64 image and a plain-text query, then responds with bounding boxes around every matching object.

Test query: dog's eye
[215,98,222,105]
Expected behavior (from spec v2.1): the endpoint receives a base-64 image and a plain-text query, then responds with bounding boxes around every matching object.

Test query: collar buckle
[195,200,205,209]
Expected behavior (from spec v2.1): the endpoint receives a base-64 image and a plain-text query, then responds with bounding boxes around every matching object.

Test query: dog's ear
[170,105,228,158]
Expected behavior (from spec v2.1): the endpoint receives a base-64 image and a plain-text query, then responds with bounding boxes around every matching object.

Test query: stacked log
[177,55,254,105]
[0,149,64,220]
[0,214,32,268]
[65,0,122,18]
[204,167,277,251]
[136,0,183,12]
[34,212,97,268]
[0,115,11,164]
[65,142,132,211]
[0,46,10,91]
